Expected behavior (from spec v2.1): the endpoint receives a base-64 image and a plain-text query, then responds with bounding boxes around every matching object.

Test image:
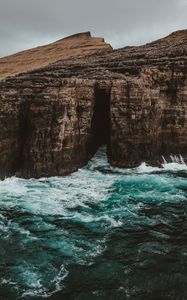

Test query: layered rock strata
[0,30,186,178]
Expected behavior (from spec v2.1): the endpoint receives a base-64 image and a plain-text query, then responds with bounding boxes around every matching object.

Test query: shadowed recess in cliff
[87,88,111,156]
[13,100,31,176]
[0,30,186,179]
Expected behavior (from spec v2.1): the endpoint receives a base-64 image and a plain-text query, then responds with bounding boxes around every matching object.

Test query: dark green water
[0,147,187,300]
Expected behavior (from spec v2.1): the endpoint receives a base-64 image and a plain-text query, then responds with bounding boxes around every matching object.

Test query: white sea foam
[137,155,187,173]
[137,162,161,173]
[20,264,69,299]
[162,162,187,171]
[0,176,27,195]
[160,154,187,171]
[0,147,187,299]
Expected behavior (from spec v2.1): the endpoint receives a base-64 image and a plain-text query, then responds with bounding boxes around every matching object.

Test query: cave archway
[87,87,111,156]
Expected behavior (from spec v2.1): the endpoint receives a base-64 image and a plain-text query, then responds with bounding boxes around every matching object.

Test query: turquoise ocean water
[0,147,187,300]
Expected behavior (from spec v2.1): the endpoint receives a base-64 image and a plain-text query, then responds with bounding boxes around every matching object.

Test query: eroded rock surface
[0,30,186,178]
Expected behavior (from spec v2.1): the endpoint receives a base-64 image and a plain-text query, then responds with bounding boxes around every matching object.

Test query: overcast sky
[0,0,187,57]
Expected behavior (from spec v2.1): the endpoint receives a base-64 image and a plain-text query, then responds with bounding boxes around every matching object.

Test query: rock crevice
[0,30,186,178]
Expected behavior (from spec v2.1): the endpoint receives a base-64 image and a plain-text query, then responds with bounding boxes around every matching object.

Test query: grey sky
[0,0,187,57]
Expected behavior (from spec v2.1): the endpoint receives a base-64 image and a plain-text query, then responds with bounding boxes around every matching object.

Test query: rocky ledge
[0,30,186,178]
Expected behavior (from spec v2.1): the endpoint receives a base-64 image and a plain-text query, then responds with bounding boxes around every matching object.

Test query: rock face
[0,30,186,178]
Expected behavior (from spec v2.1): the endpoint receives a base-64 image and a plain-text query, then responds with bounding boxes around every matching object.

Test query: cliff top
[0,29,186,82]
[161,29,187,43]
[0,32,112,81]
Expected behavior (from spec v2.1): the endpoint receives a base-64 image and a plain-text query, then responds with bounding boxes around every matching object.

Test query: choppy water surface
[0,147,187,300]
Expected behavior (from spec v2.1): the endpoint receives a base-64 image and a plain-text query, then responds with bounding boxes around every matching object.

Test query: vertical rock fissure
[88,87,111,156]
[13,100,31,175]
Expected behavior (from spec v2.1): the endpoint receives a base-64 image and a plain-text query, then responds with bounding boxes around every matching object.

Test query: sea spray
[0,147,187,299]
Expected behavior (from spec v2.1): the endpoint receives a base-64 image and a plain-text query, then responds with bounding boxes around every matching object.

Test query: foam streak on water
[0,147,187,300]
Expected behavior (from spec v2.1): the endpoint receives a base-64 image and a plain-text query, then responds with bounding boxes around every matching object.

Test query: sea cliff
[0,30,186,178]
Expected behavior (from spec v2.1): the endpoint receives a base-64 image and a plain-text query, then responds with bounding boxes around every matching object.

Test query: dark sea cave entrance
[88,88,111,157]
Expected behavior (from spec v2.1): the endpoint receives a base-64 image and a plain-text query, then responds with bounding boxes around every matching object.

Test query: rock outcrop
[0,30,186,178]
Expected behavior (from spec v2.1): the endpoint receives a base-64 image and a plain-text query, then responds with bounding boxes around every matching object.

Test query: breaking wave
[0,147,187,299]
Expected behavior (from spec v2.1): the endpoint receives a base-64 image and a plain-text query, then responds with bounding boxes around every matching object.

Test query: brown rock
[0,31,112,81]
[0,30,186,178]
